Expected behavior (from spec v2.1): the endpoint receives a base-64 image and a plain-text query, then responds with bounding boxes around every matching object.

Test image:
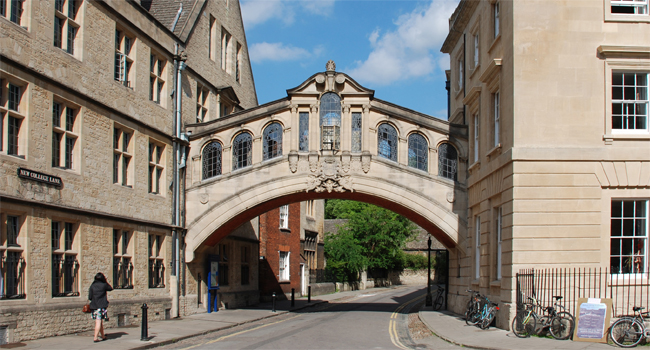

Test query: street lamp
[425,236,432,307]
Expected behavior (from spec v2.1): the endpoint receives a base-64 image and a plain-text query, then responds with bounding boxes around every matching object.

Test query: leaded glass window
[202,141,222,179]
[232,132,252,170]
[263,122,283,160]
[408,133,428,171]
[377,123,397,161]
[351,112,362,152]
[299,112,309,152]
[438,143,458,181]
[320,93,341,151]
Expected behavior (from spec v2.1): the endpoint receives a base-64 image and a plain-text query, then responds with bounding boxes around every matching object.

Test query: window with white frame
[54,0,81,55]
[113,125,133,187]
[611,0,648,14]
[473,114,479,163]
[221,27,231,73]
[232,132,252,170]
[279,251,290,281]
[263,122,283,161]
[115,29,134,88]
[493,92,500,146]
[149,53,165,105]
[148,141,164,194]
[52,100,79,169]
[611,200,648,274]
[612,72,648,133]
[306,200,315,217]
[1,78,26,158]
[320,93,341,151]
[493,2,500,38]
[113,229,133,289]
[473,33,479,68]
[496,207,502,280]
[1,0,25,27]
[202,141,222,179]
[51,221,80,297]
[149,233,165,288]
[209,15,216,60]
[279,205,289,230]
[458,59,464,91]
[236,43,242,83]
[1,213,26,299]
[196,84,208,122]
[475,216,480,280]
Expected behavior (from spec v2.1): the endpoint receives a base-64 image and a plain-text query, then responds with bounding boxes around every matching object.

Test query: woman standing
[88,272,113,342]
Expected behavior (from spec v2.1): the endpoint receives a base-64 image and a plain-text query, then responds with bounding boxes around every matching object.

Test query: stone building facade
[0,0,257,342]
[441,0,650,328]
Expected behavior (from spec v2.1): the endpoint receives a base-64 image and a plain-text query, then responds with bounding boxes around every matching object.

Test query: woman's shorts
[91,308,108,320]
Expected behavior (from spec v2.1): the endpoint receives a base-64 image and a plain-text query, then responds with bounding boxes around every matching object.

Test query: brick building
[0,0,257,342]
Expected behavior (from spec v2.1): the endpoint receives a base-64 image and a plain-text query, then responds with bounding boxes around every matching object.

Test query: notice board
[573,298,612,343]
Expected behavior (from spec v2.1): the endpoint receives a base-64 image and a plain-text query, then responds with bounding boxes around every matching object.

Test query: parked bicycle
[512,295,575,340]
[466,293,499,329]
[431,285,445,311]
[609,306,650,347]
[464,289,482,323]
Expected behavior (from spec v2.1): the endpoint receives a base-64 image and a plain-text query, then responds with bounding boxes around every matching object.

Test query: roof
[440,0,479,54]
[140,0,205,41]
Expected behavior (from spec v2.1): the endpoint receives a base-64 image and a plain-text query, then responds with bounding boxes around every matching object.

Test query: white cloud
[249,42,313,63]
[348,0,458,86]
[241,0,334,30]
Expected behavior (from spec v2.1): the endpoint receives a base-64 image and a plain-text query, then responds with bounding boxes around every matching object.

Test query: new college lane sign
[17,168,63,188]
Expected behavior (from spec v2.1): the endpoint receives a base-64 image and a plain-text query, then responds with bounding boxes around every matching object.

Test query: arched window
[438,143,458,181]
[263,122,283,160]
[408,133,428,171]
[377,123,398,161]
[319,92,341,151]
[232,132,252,170]
[202,141,222,179]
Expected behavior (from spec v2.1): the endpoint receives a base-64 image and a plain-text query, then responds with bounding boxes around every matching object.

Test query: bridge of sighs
[183,61,468,263]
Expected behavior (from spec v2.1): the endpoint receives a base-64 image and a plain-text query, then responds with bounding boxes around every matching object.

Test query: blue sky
[240,0,459,120]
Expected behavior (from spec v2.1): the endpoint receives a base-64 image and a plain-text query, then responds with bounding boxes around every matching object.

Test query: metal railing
[52,255,79,297]
[516,268,650,317]
[1,252,26,299]
[148,259,165,288]
[113,257,134,289]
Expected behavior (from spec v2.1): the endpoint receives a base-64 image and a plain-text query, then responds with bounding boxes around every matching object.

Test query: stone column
[290,104,299,151]
[361,104,370,152]
[216,94,222,118]
[341,104,350,151]
[310,104,319,151]
[429,147,438,176]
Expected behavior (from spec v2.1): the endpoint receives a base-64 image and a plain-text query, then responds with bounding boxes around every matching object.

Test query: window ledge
[605,13,650,23]
[471,279,480,286]
[608,275,649,286]
[486,143,502,160]
[490,279,502,287]
[468,161,481,173]
[488,34,501,54]
[279,228,291,233]
[278,280,291,284]
[604,133,650,143]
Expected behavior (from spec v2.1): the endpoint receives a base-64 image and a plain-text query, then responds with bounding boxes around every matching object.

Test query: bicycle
[464,290,483,326]
[475,296,499,329]
[512,296,575,340]
[609,306,650,347]
[431,285,445,311]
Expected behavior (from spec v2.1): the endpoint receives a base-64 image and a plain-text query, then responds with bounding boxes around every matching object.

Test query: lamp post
[425,236,432,306]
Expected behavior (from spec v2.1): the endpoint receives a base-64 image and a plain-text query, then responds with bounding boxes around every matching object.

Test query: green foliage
[324,200,418,276]
[402,253,434,270]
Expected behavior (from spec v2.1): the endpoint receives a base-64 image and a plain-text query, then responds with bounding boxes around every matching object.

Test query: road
[160,286,461,350]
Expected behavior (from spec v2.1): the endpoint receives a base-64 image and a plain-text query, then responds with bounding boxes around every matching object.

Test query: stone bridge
[184,62,468,262]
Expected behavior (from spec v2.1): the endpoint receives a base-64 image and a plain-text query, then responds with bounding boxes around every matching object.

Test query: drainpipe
[171,43,187,319]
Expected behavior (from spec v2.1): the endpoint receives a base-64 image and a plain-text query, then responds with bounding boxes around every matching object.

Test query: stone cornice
[462,86,482,106]
[479,59,502,83]
[597,45,650,58]
[441,0,480,53]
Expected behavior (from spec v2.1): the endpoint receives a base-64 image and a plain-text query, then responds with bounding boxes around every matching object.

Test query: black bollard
[291,288,295,307]
[308,286,311,303]
[272,292,276,312]
[140,303,149,341]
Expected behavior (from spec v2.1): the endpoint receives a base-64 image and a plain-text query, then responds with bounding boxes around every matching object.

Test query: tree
[324,200,418,277]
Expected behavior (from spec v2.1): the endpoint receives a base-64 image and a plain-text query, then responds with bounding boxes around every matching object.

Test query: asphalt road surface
[159,286,461,350]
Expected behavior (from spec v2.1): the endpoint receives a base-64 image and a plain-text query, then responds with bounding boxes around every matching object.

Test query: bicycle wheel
[433,293,444,311]
[479,308,497,329]
[465,310,481,326]
[610,318,644,348]
[512,310,537,338]
[549,311,575,340]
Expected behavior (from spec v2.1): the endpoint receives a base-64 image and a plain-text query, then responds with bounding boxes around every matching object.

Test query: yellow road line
[388,293,426,350]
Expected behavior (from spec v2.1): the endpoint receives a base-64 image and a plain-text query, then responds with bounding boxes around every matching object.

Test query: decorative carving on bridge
[288,151,299,173]
[306,157,353,193]
[361,152,371,173]
[326,60,336,72]
[308,153,319,173]
[447,191,455,203]
[200,189,209,204]
[341,154,351,173]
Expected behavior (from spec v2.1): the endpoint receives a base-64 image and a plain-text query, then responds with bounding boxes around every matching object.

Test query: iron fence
[1,252,26,299]
[516,268,650,317]
[113,257,133,289]
[52,255,79,297]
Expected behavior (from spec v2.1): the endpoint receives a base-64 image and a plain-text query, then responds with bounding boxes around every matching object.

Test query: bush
[402,253,434,270]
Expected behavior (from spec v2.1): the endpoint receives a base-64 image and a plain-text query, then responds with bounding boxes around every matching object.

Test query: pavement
[7,286,619,350]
